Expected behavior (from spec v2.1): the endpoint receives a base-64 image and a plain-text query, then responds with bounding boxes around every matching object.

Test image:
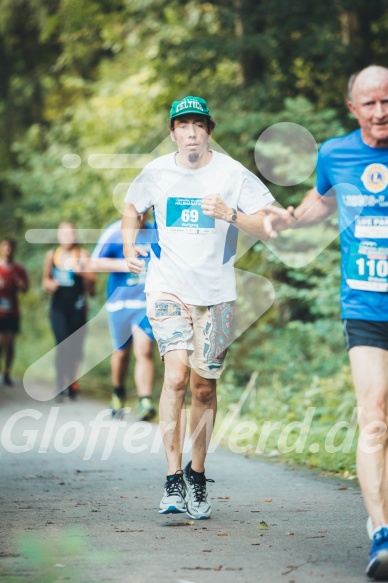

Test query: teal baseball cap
[170,95,211,119]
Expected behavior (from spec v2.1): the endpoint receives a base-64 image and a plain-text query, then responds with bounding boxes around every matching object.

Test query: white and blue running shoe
[183,461,214,520]
[159,471,187,515]
[367,527,388,580]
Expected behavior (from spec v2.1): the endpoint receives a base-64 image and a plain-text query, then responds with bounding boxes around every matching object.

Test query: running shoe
[159,470,187,514]
[3,373,13,386]
[68,381,80,400]
[183,461,214,520]
[366,526,388,579]
[138,397,156,422]
[111,393,126,418]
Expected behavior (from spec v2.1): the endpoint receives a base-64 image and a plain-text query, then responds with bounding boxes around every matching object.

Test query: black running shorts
[343,319,388,351]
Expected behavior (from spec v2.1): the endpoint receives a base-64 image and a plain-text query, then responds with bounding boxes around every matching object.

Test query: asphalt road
[0,380,370,583]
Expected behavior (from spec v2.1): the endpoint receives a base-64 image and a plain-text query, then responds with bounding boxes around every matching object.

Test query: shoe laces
[188,474,215,503]
[374,527,388,546]
[165,471,186,497]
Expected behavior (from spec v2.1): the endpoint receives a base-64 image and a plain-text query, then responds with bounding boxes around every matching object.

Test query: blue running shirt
[316,129,388,320]
[92,220,155,308]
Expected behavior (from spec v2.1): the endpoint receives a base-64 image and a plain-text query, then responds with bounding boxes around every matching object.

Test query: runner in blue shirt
[265,65,388,580]
[91,215,157,421]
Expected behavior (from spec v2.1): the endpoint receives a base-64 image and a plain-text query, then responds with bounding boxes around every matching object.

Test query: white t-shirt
[125,150,273,305]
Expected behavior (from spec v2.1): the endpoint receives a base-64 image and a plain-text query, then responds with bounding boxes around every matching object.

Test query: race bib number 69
[166,197,215,233]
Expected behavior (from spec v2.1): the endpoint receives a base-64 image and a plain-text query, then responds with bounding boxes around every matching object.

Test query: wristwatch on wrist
[229,208,238,224]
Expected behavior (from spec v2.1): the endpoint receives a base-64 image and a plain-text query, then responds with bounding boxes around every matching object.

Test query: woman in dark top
[42,222,95,400]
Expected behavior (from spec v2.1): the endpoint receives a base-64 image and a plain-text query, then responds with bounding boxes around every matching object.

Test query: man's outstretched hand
[262,205,297,238]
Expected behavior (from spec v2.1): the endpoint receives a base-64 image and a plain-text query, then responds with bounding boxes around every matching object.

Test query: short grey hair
[347,64,388,102]
[347,71,359,102]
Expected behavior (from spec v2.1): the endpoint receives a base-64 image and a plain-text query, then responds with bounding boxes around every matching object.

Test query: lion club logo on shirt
[361,163,388,193]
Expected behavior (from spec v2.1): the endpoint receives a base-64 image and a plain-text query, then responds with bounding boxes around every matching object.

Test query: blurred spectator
[0,238,29,386]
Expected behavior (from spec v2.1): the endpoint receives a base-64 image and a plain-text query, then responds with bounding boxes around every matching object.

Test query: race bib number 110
[347,242,388,292]
[166,197,215,233]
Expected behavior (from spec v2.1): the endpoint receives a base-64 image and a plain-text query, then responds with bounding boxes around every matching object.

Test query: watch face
[231,210,237,223]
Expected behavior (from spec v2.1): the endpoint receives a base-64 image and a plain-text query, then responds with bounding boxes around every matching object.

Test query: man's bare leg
[189,370,216,473]
[159,350,189,475]
[111,347,130,388]
[132,327,154,398]
[349,346,388,529]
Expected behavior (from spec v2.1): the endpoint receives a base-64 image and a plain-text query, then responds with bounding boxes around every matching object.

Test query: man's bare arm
[263,188,338,236]
[230,209,270,240]
[89,258,129,273]
[291,188,338,226]
[201,195,271,240]
[122,203,147,273]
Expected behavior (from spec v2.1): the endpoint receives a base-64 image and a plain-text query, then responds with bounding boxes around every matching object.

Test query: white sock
[373,524,388,536]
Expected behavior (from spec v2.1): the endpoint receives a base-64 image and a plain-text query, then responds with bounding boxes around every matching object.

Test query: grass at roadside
[215,365,357,478]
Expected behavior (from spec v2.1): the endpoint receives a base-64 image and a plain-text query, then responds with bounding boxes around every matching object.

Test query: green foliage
[217,362,357,474]
[5,529,118,582]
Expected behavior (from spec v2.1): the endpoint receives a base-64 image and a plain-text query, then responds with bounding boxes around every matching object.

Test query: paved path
[0,381,369,583]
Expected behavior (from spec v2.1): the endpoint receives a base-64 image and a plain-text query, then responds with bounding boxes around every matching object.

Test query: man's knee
[360,395,388,425]
[358,397,388,445]
[113,348,130,367]
[165,368,189,392]
[191,378,216,404]
[133,345,153,361]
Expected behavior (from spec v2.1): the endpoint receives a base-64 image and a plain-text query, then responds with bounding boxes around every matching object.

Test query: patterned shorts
[146,292,235,379]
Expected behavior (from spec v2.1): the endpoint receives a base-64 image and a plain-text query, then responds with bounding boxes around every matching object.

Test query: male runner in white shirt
[122,95,274,519]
